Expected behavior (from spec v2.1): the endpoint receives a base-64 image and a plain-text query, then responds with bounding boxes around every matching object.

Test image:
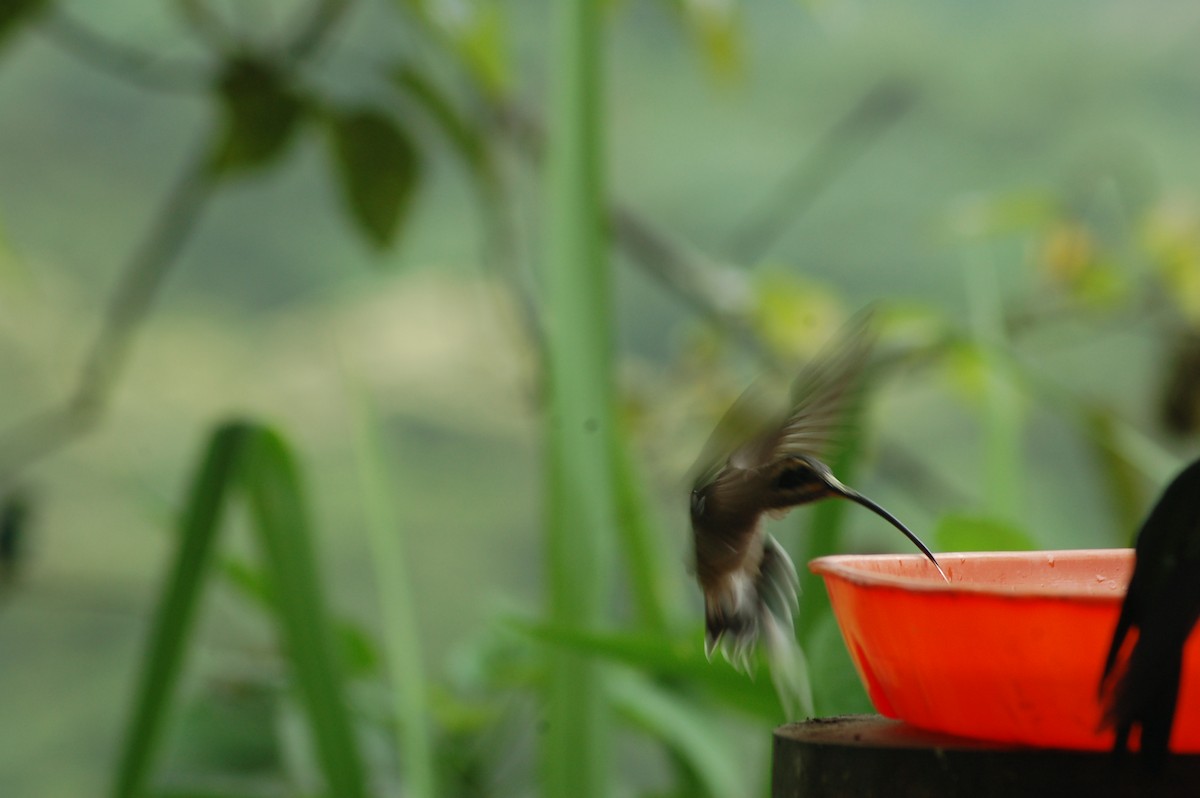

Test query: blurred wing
[774,310,876,462]
[689,378,782,491]
[689,310,878,492]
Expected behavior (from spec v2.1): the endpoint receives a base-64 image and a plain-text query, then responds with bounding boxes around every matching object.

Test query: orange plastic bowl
[810,549,1200,751]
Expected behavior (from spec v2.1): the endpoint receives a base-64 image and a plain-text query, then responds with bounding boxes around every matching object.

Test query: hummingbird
[1100,456,1200,770]
[688,314,944,672]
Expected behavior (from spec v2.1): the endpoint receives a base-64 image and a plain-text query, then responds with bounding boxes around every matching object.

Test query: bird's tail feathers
[704,535,813,716]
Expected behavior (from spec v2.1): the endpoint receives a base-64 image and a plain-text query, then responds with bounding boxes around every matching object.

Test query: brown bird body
[689,314,943,668]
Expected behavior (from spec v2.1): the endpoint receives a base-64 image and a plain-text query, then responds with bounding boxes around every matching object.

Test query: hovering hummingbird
[1100,456,1200,770]
[688,314,944,672]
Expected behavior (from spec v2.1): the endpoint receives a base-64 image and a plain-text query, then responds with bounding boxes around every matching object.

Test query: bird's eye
[774,461,814,490]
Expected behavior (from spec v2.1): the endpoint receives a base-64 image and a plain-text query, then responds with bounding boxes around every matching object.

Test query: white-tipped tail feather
[704,535,813,716]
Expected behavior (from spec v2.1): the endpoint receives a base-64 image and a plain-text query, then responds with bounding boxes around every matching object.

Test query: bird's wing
[773,310,876,463]
[689,377,781,491]
[689,310,877,493]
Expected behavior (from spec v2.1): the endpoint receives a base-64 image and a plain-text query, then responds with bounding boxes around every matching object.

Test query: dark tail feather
[1101,630,1185,772]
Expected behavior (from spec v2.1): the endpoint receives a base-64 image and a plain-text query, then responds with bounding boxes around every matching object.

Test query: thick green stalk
[540,0,614,796]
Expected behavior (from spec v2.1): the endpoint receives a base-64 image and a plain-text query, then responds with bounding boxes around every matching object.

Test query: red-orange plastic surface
[810,549,1200,751]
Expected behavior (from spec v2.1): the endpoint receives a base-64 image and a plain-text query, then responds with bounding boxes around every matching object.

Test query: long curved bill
[832,481,948,582]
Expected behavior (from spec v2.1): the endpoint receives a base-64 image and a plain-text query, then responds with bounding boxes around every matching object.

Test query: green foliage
[15,2,1200,796]
[211,58,309,175]
[326,108,421,251]
[0,0,48,49]
[935,514,1037,552]
[111,421,366,798]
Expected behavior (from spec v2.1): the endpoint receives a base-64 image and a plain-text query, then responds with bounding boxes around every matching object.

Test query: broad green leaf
[326,108,420,250]
[934,513,1036,552]
[510,620,783,722]
[608,670,743,798]
[0,0,48,48]
[211,57,307,174]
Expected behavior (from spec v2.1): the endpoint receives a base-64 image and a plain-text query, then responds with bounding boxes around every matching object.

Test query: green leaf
[510,620,783,722]
[326,108,420,250]
[111,421,367,798]
[211,57,307,174]
[112,422,251,798]
[239,427,368,798]
[0,0,48,48]
[608,671,743,798]
[934,513,1036,552]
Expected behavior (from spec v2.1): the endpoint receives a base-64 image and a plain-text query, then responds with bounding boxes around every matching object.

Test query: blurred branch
[724,79,918,265]
[875,436,975,511]
[1,4,357,485]
[38,8,211,93]
[285,0,357,61]
[0,131,219,485]
[610,208,776,366]
[493,101,779,368]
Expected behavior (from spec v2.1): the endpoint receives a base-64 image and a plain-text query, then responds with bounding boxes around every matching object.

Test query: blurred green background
[2,0,1199,795]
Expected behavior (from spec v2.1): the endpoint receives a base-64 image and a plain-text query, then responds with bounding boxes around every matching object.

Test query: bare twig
[38,9,210,94]
[2,1,359,484]
[0,131,219,485]
[285,0,356,61]
[725,79,918,265]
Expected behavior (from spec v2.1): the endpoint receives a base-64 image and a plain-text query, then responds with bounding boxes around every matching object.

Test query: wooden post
[773,715,1200,797]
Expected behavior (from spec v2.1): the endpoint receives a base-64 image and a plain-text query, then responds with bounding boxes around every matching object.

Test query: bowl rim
[809,548,1133,601]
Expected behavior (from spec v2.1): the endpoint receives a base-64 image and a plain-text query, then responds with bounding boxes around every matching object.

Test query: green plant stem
[964,250,1023,520]
[610,429,672,632]
[350,391,437,798]
[540,0,614,795]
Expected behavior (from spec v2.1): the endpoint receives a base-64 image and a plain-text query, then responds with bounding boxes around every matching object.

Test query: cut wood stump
[773,715,1200,797]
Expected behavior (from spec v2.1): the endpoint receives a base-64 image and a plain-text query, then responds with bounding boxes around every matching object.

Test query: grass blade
[349,389,437,798]
[608,670,743,798]
[111,422,250,798]
[240,427,367,798]
[511,620,783,722]
[963,250,1023,520]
